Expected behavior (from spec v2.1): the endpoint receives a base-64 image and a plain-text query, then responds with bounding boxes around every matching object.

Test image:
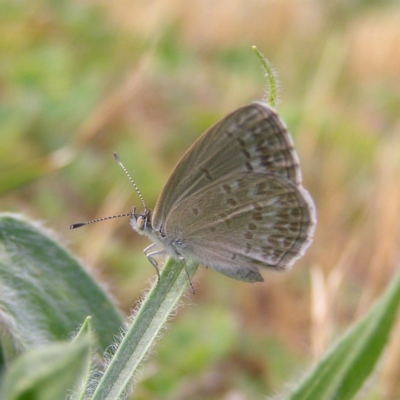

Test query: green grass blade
[0,213,123,361]
[287,269,400,400]
[2,325,92,400]
[252,45,279,107]
[70,317,94,400]
[90,258,198,400]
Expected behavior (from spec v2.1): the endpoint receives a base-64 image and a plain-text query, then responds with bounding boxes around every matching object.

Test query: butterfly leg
[172,253,195,294]
[144,245,195,293]
[144,243,166,284]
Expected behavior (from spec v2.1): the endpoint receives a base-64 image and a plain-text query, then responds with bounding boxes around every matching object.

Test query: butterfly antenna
[70,212,133,229]
[113,152,147,210]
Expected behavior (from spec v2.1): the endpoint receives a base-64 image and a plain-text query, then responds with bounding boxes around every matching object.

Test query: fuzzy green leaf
[0,213,123,363]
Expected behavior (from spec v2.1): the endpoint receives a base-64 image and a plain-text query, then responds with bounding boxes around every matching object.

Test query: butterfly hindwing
[162,172,315,281]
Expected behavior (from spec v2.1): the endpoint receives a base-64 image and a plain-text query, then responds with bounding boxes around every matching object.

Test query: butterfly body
[130,209,186,263]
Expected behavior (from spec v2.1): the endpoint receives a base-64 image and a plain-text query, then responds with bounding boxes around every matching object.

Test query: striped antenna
[70,212,133,229]
[113,153,147,210]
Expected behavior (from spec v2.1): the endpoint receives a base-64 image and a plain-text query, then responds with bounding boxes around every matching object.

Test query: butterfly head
[130,208,153,236]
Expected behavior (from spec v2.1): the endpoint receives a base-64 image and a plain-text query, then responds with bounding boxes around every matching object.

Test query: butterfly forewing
[152,102,302,230]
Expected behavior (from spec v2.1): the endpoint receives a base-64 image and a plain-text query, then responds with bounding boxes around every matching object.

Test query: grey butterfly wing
[163,172,316,282]
[152,102,302,230]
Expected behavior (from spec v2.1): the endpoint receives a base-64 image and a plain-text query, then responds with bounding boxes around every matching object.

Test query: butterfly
[71,102,316,283]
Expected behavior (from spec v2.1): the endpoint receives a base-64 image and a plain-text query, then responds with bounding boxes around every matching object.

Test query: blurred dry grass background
[1,1,400,399]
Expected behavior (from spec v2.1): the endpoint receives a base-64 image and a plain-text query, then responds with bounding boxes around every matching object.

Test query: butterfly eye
[137,216,145,231]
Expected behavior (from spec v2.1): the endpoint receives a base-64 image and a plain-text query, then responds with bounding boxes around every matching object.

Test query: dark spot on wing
[241,149,251,159]
[236,138,245,147]
[222,184,232,194]
[253,212,262,221]
[253,202,263,211]
[245,162,253,171]
[244,231,253,240]
[200,167,213,180]
[191,207,199,215]
[227,198,238,207]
